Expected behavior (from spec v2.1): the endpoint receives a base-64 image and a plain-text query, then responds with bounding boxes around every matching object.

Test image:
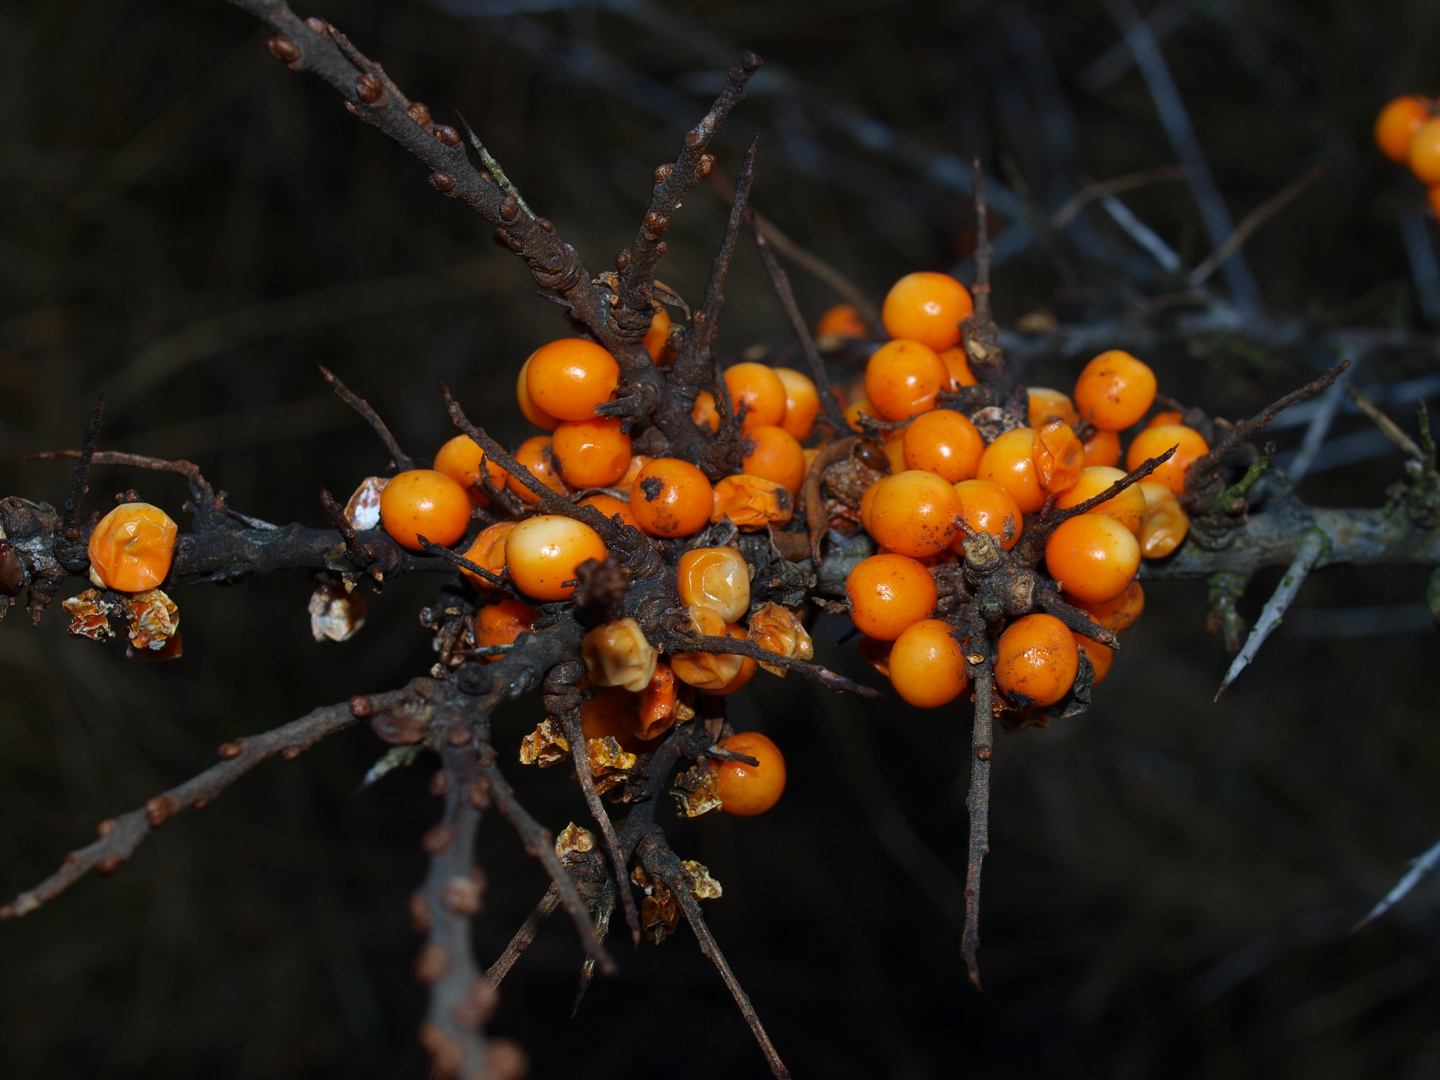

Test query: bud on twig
[355,72,385,106]
[266,37,301,65]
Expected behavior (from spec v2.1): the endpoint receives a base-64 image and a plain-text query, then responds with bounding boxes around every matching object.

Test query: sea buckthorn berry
[632,662,678,741]
[995,613,1079,707]
[845,553,938,641]
[844,395,879,432]
[617,455,651,492]
[692,390,721,434]
[1032,420,1086,495]
[1376,95,1433,163]
[865,339,950,421]
[713,732,786,816]
[579,493,641,532]
[859,479,882,533]
[630,458,713,537]
[379,469,471,551]
[903,408,983,482]
[642,304,672,362]
[888,619,969,708]
[773,367,820,442]
[508,435,571,505]
[1027,387,1080,429]
[678,547,751,623]
[1054,466,1145,533]
[1073,350,1157,431]
[1146,410,1183,429]
[473,598,539,661]
[742,425,807,495]
[708,623,758,696]
[1408,117,1440,183]
[711,474,793,530]
[881,271,974,352]
[815,303,868,342]
[746,602,813,677]
[881,427,908,474]
[504,514,607,601]
[938,346,978,388]
[1044,514,1141,604]
[88,503,178,592]
[516,353,561,430]
[952,479,1023,551]
[1126,423,1209,496]
[858,635,893,677]
[1137,481,1190,559]
[552,417,632,489]
[1066,580,1144,632]
[582,618,658,693]
[866,470,964,558]
[460,522,515,587]
[723,362,787,430]
[581,688,648,754]
[1082,428,1121,468]
[1073,633,1113,687]
[671,605,746,690]
[433,435,507,508]
[977,427,1045,513]
[525,338,620,421]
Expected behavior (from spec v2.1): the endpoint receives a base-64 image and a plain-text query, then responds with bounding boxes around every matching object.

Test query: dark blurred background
[3,0,1440,1076]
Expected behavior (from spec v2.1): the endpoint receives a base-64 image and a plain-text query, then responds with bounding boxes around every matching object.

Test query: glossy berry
[579,493,641,532]
[508,435,571,505]
[1053,466,1145,534]
[433,435,507,508]
[379,469,471,551]
[844,395,879,432]
[692,390,721,434]
[629,457,713,537]
[1027,387,1080,429]
[1073,633,1113,687]
[460,521,515,587]
[1044,513,1141,604]
[617,455,652,493]
[724,362,788,430]
[865,470,964,557]
[773,367,820,441]
[881,271,974,352]
[903,408,984,482]
[1126,423,1209,496]
[504,514,607,601]
[1137,481,1190,559]
[881,428,908,475]
[938,346,978,388]
[473,598,539,661]
[711,474,793,531]
[845,553,938,641]
[1146,410,1184,429]
[581,688,649,754]
[678,546,751,623]
[951,479,1023,551]
[1032,420,1086,495]
[977,427,1045,513]
[994,613,1078,707]
[515,352,560,431]
[713,732,787,816]
[888,619,969,708]
[671,605,745,691]
[815,303,868,341]
[1082,428,1122,468]
[88,502,178,592]
[707,623,758,697]
[865,339,950,421]
[742,425,808,495]
[643,304,672,362]
[633,662,679,741]
[1409,117,1440,184]
[1073,350,1157,432]
[552,417,632,489]
[1376,95,1433,163]
[525,338,620,421]
[1066,580,1144,632]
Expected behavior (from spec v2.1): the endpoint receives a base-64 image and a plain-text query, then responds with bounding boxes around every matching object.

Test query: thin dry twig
[318,363,413,471]
[962,660,995,990]
[486,886,561,986]
[666,633,882,697]
[1049,165,1187,230]
[1347,386,1425,461]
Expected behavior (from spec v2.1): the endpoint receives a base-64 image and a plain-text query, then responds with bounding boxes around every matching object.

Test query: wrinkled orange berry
[866,470,964,557]
[865,339,950,421]
[460,521,515,587]
[977,427,1045,513]
[525,339,620,421]
[632,662,678,741]
[1027,387,1080,429]
[746,602,813,677]
[671,605,746,690]
[707,623,758,697]
[888,619,968,707]
[88,503,178,592]
[711,474,794,531]
[678,546,751,623]
[995,613,1078,707]
[630,458,713,538]
[552,417,632,489]
[1073,350,1156,431]
[881,271,974,352]
[845,553,938,641]
[1032,420,1086,495]
[1126,423,1209,496]
[379,469,471,551]
[582,618,658,692]
[1137,481,1190,559]
[504,514,607,601]
[903,408,983,482]
[1045,514,1141,603]
[713,732,786,816]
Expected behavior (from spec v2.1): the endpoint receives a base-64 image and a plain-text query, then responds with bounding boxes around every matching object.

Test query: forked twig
[1214,530,1325,699]
[318,363,414,471]
[487,886,560,986]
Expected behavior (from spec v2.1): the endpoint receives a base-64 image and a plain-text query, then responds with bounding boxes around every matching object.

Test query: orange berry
[746,601,814,676]
[617,455,651,493]
[713,731,786,816]
[903,408,983,482]
[1027,387,1080,429]
[724,362,788,430]
[525,338,620,421]
[881,427,908,474]
[881,271,974,352]
[1126,423,1209,496]
[845,553,938,641]
[888,618,969,708]
[1073,633,1113,687]
[844,395,879,432]
[994,613,1078,707]
[582,618,658,693]
[671,605,745,691]
[632,662,678,741]
[1146,410,1183,429]
[707,623,758,697]
[581,687,649,754]
[516,352,560,431]
[1082,428,1121,468]
[508,435,571,505]
[773,368,820,441]
[711,474,793,530]
[1044,514,1141,603]
[692,390,721,434]
[678,546,752,623]
[977,427,1045,513]
[379,469,471,551]
[629,457,713,538]
[504,514,608,601]
[859,479,882,533]
[460,521,515,587]
[1053,466,1145,533]
[1409,117,1440,184]
[87,502,178,592]
[815,303,868,341]
[1376,95,1433,163]
[473,598,539,661]
[643,304,672,362]
[938,346,977,388]
[433,435,506,508]
[1065,580,1144,632]
[865,470,964,557]
[865,339,950,421]
[952,479,1023,551]
[1137,481,1190,559]
[1073,350,1156,432]
[742,425,808,495]
[579,493,641,532]
[552,417,632,489]
[1032,420,1086,495]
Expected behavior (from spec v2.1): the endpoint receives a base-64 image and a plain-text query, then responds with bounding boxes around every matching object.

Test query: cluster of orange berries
[1375,94,1440,215]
